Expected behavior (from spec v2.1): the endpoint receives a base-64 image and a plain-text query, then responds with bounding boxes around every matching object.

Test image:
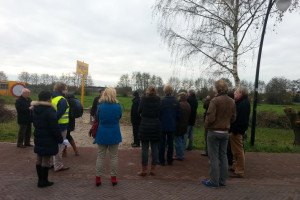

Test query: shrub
[255,111,291,129]
[0,99,14,123]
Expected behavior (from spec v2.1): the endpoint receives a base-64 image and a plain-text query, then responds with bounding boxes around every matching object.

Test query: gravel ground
[71,111,133,149]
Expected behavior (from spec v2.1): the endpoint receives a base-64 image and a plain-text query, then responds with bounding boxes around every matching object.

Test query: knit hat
[133,91,139,97]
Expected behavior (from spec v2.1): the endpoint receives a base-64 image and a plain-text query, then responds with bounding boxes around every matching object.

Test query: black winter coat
[138,94,161,141]
[230,95,251,135]
[90,96,100,116]
[32,101,63,156]
[187,94,198,126]
[15,96,33,124]
[130,96,141,125]
[203,99,211,120]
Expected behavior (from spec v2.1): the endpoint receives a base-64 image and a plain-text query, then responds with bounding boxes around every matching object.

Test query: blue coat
[95,103,122,145]
[160,95,181,132]
[32,101,63,156]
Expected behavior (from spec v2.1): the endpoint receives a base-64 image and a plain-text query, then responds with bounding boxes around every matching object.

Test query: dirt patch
[71,111,134,149]
[0,101,15,122]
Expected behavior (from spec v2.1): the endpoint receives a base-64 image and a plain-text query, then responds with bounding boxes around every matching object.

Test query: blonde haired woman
[94,87,122,186]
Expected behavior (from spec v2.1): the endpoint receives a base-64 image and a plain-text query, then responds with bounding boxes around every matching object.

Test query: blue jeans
[184,126,194,150]
[207,131,229,186]
[174,135,185,160]
[159,132,174,165]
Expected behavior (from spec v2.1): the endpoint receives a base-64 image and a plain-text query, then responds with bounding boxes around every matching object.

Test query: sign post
[76,61,89,105]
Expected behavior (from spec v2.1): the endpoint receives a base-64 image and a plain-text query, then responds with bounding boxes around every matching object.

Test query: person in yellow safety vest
[51,82,70,172]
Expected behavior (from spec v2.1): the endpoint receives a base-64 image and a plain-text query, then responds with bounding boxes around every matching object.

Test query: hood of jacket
[52,92,65,98]
[31,101,54,114]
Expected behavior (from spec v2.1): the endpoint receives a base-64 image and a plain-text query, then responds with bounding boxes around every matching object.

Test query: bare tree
[154,0,299,87]
[30,73,39,85]
[18,71,31,84]
[40,74,51,85]
[85,75,94,87]
[0,71,8,80]
[50,75,58,85]
[118,74,131,87]
[181,78,194,91]
[167,76,181,92]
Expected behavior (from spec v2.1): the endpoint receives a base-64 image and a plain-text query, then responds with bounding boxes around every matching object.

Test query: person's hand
[63,139,69,146]
[29,106,34,110]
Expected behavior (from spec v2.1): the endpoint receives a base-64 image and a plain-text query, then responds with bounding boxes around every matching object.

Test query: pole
[81,74,85,105]
[251,0,275,146]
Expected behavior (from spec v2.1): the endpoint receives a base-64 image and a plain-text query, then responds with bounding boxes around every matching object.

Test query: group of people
[128,80,250,188]
[128,85,199,177]
[15,83,80,188]
[15,79,250,189]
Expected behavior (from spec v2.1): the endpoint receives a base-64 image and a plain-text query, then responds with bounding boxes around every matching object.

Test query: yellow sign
[77,61,89,75]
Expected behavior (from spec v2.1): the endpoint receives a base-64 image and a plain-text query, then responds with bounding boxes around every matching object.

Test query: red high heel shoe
[95,176,101,186]
[111,176,117,186]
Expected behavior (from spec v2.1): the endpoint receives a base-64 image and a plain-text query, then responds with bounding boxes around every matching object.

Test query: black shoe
[167,162,173,166]
[25,144,33,147]
[131,144,140,148]
[230,173,244,178]
[17,145,26,148]
[201,153,208,157]
[160,162,165,166]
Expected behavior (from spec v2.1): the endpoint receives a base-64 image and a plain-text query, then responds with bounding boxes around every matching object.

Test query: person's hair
[99,87,118,103]
[237,86,249,96]
[38,91,52,101]
[54,82,67,93]
[215,79,228,94]
[146,86,157,96]
[178,92,187,101]
[164,85,173,95]
[188,89,195,94]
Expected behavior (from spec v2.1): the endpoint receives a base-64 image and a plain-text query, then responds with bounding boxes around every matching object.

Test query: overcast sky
[0,0,299,87]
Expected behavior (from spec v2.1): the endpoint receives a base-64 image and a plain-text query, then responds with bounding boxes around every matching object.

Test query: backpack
[67,97,83,118]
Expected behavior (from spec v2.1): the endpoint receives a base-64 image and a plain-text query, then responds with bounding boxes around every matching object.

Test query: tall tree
[154,0,298,87]
[0,71,8,80]
[265,77,291,104]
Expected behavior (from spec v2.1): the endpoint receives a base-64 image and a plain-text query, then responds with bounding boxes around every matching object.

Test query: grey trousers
[36,155,51,167]
[207,131,229,186]
[96,144,119,177]
[53,130,67,171]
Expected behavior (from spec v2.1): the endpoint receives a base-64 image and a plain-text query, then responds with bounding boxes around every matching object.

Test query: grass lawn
[193,127,300,153]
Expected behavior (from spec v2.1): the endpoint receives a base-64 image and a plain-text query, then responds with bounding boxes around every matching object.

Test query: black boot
[39,167,54,187]
[36,165,42,187]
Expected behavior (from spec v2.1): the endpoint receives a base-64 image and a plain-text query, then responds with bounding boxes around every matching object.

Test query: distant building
[0,80,26,97]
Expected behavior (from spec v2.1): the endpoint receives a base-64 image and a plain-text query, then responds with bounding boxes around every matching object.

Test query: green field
[1,94,299,153]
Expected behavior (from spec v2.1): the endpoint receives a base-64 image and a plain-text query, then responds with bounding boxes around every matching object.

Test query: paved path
[0,143,299,200]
